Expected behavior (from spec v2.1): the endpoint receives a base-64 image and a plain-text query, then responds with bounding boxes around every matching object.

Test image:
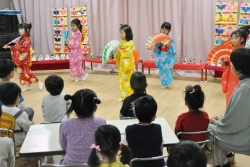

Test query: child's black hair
[231,48,250,77]
[134,96,157,123]
[161,22,171,33]
[167,140,207,167]
[0,105,2,117]
[130,71,147,94]
[120,24,133,41]
[0,59,15,78]
[64,89,101,118]
[231,29,248,46]
[18,22,32,35]
[184,85,205,111]
[239,25,250,36]
[88,125,130,167]
[45,75,64,96]
[71,18,82,32]
[0,82,21,106]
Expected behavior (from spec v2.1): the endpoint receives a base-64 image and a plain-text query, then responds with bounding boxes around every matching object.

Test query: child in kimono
[3,23,43,91]
[221,29,248,105]
[114,24,135,101]
[65,18,88,82]
[154,22,176,89]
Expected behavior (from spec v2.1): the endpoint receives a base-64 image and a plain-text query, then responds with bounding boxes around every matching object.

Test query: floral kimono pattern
[114,40,135,100]
[221,57,239,105]
[10,36,39,85]
[154,36,176,87]
[68,30,86,77]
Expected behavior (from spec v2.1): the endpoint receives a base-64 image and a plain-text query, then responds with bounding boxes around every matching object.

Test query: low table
[83,57,143,71]
[142,60,207,82]
[206,65,224,79]
[30,60,69,71]
[107,117,179,147]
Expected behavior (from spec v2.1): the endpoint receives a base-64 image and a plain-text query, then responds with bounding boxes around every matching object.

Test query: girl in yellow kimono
[114,24,135,101]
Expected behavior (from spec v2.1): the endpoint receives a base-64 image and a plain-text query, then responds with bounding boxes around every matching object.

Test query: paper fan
[145,33,172,50]
[207,45,235,64]
[221,39,232,46]
[102,40,120,65]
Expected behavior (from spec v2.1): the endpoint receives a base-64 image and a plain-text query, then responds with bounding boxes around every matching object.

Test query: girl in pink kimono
[66,18,88,82]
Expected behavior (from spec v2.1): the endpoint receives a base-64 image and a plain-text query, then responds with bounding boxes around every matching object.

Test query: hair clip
[189,89,195,94]
[90,144,100,151]
[119,142,123,146]
[93,97,96,103]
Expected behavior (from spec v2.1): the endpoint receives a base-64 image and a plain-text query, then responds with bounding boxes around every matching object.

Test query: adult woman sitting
[207,48,250,167]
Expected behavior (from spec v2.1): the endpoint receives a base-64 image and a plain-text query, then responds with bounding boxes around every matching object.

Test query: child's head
[119,24,133,41]
[0,59,15,80]
[45,75,64,96]
[130,71,147,94]
[0,105,2,117]
[64,89,101,118]
[238,25,250,35]
[134,96,157,123]
[88,125,130,167]
[71,18,82,32]
[18,22,32,36]
[161,22,171,35]
[184,85,205,111]
[167,140,207,167]
[228,26,232,30]
[231,48,250,77]
[0,82,21,106]
[230,29,248,47]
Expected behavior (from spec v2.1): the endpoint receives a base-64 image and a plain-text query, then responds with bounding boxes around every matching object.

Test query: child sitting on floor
[175,85,209,142]
[0,82,31,146]
[119,71,152,119]
[42,75,71,122]
[123,96,164,167]
[88,125,130,167]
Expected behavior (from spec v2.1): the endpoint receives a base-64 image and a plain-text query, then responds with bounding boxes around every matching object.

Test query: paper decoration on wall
[214,2,238,47]
[70,6,89,54]
[239,3,250,27]
[52,7,69,55]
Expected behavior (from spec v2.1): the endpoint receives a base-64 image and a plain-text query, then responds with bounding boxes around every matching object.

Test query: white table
[19,123,65,157]
[107,117,179,146]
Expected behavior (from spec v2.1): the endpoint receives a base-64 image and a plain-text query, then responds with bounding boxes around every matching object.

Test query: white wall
[0,0,12,10]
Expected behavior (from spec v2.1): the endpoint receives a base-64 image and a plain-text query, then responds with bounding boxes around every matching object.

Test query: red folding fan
[221,39,232,46]
[207,45,235,64]
[145,33,172,50]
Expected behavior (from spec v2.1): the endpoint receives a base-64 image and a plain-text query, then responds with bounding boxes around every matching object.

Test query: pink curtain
[12,0,250,61]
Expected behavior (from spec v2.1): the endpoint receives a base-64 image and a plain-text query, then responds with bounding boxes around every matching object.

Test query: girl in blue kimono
[154,22,176,88]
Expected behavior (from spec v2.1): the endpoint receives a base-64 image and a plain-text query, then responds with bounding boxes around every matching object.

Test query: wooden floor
[12,69,250,166]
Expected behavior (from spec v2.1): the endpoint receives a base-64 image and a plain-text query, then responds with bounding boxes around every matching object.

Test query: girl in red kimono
[221,29,248,105]
[3,23,43,91]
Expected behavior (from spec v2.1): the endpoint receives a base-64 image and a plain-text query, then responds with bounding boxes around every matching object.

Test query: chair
[130,155,168,167]
[221,151,236,167]
[177,130,215,166]
[41,164,88,167]
[0,112,16,138]
[122,117,137,120]
[41,122,62,124]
